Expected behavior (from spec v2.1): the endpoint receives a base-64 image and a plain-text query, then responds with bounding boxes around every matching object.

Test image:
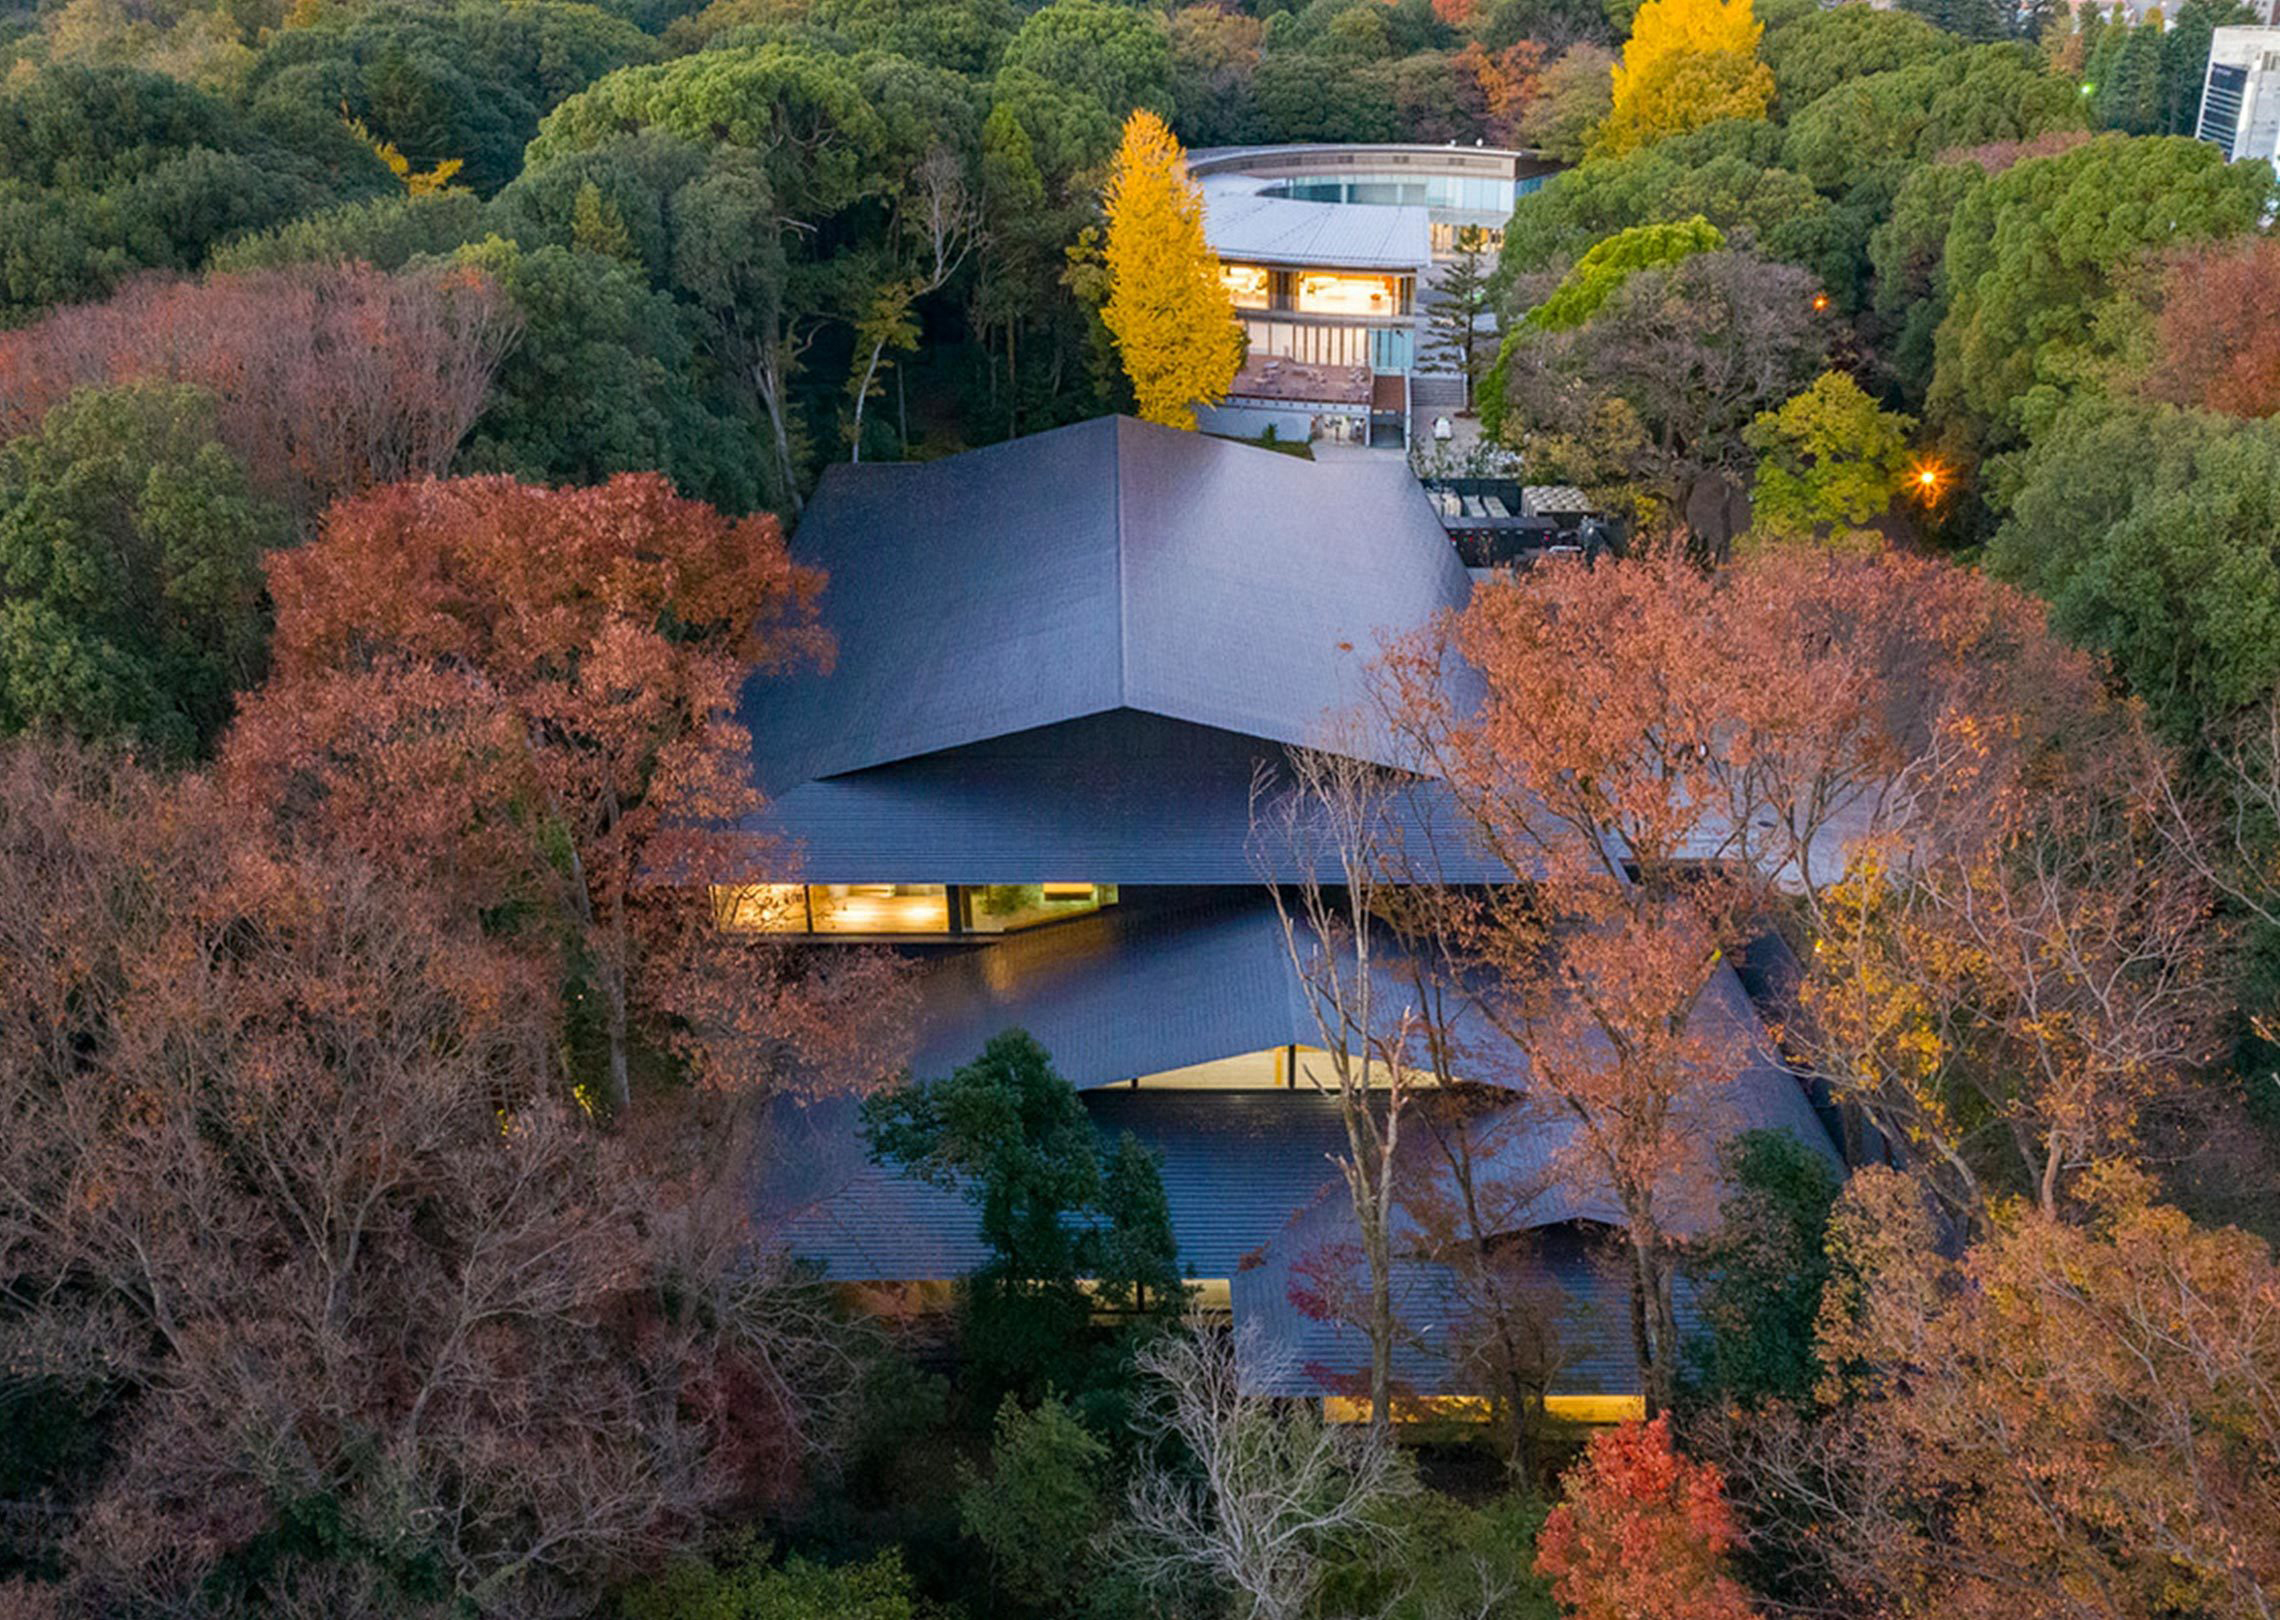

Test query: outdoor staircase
[1407,371,1469,411]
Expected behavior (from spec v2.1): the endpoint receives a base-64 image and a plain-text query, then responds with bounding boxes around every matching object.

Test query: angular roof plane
[741,417,1471,793]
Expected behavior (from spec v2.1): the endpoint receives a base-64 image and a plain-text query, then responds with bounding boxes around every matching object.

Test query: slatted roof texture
[1200,190,1433,272]
[1230,1210,1652,1398]
[749,894,1839,1295]
[752,1088,1352,1283]
[740,710,1516,886]
[740,416,1470,795]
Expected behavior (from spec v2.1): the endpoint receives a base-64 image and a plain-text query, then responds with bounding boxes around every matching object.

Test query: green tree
[241,0,657,196]
[1778,42,2085,198]
[1496,120,1830,283]
[1682,1129,1840,1407]
[209,189,487,273]
[1744,370,1916,542]
[1987,397,2280,738]
[1760,2,1955,114]
[622,1541,917,1620]
[0,65,389,320]
[1864,154,1992,405]
[0,383,281,758]
[1002,0,1174,118]
[958,1395,1113,1613]
[448,236,764,513]
[1929,133,2272,450]
[1424,225,1497,409]
[862,1029,1187,1404]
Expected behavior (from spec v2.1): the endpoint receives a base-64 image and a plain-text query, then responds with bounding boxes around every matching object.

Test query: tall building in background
[2198,27,2280,175]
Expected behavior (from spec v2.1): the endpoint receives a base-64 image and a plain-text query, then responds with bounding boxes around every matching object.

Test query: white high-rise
[2197,27,2280,177]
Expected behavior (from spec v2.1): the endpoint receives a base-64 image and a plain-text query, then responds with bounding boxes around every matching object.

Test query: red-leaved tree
[1536,1413,1756,1620]
[2142,236,2280,420]
[0,740,856,1617]
[224,472,909,1112]
[0,262,520,533]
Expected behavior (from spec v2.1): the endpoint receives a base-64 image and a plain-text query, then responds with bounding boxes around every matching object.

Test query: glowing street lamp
[1910,459,1947,506]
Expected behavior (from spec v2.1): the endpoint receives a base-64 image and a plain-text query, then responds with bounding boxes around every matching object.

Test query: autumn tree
[0,740,857,1615]
[223,473,907,1114]
[1739,1165,2280,1620]
[1743,371,1916,546]
[2140,234,2280,420]
[1800,703,2222,1224]
[1255,746,1437,1435]
[1592,0,1773,157]
[1377,545,2042,1406]
[1535,1414,1754,1620]
[0,262,520,535]
[1101,109,1244,431]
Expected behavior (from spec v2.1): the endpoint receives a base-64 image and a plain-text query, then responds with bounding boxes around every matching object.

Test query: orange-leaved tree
[1537,1413,1756,1620]
[1102,109,1244,431]
[1377,548,1913,1409]
[1593,0,1773,157]
[1788,1164,2280,1620]
[224,473,909,1114]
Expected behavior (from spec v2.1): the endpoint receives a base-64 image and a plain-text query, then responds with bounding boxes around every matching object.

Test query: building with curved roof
[1189,144,1563,445]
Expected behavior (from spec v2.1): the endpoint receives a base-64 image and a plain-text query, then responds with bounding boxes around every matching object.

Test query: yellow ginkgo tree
[1592,0,1773,157]
[1101,110,1243,431]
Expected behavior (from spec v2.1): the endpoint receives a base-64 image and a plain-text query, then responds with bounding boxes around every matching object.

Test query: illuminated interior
[1220,262,1271,309]
[710,882,1115,936]
[1129,1046,1445,1089]
[1295,272,1404,316]
[809,884,953,934]
[1323,1394,1645,1425]
[962,883,1117,932]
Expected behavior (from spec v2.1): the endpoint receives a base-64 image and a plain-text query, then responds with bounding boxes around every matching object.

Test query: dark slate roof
[1230,1210,1650,1398]
[742,417,1471,793]
[750,891,1839,1291]
[753,1088,1351,1283]
[740,710,1515,886]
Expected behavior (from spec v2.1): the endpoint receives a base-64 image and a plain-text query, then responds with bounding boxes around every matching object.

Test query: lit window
[809,884,952,934]
[1221,263,1271,309]
[711,883,806,932]
[1295,272,1402,316]
[962,883,1118,933]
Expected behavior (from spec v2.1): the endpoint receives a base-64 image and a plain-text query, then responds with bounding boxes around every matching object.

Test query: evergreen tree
[1101,109,1244,431]
[863,1030,1188,1407]
[1424,225,1497,410]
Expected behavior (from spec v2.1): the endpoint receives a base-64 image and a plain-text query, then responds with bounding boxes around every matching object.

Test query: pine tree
[1424,225,1496,410]
[1101,110,1244,431]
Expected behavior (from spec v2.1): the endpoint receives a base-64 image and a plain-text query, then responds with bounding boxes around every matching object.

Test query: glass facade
[1295,271,1405,317]
[710,882,1114,937]
[1272,172,1522,214]
[1221,263,1271,309]
[961,883,1118,933]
